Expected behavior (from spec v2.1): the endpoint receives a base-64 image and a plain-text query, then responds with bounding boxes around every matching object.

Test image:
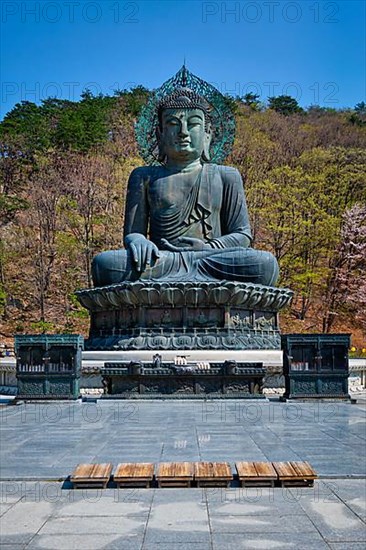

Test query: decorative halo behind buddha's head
[135,65,236,165]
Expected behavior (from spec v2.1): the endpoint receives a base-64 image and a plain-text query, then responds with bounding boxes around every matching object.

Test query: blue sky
[1,0,365,118]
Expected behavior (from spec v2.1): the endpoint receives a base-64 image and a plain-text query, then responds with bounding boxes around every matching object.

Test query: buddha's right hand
[124,234,160,272]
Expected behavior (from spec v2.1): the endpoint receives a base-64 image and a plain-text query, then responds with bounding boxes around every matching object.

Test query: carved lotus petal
[119,288,138,306]
[93,290,110,309]
[130,282,146,299]
[161,287,185,306]
[246,290,264,308]
[230,288,251,306]
[209,286,231,305]
[185,287,208,306]
[139,288,160,306]
[106,291,122,308]
[260,290,276,309]
[76,293,95,311]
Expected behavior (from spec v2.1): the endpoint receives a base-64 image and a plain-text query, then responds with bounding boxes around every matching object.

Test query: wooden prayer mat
[194,462,232,487]
[114,463,154,488]
[273,461,317,487]
[156,462,194,487]
[71,463,113,489]
[236,461,278,487]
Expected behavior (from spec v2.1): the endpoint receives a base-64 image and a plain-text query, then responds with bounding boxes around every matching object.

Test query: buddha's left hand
[161,237,211,251]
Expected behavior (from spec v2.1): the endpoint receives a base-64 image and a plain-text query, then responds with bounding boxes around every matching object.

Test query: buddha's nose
[179,122,189,136]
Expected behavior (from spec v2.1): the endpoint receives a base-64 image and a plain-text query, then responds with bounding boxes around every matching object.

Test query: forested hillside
[0,90,365,347]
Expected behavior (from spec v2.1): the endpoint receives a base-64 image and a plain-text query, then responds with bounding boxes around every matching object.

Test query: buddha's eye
[188,118,203,127]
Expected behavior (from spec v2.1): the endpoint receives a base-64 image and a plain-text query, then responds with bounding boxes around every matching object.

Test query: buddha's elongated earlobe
[156,126,166,163]
[202,130,212,162]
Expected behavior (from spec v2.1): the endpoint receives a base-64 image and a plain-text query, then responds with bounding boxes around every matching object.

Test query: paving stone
[0,502,15,516]
[38,515,146,535]
[328,544,366,549]
[209,513,316,534]
[147,499,208,530]
[295,495,366,542]
[53,495,152,517]
[143,545,210,550]
[211,532,330,549]
[323,479,366,520]
[26,534,144,549]
[206,485,308,516]
[143,529,211,544]
[0,500,52,544]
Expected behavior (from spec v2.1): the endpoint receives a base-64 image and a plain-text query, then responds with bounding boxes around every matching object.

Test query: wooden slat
[174,462,194,478]
[272,461,316,487]
[236,461,277,487]
[272,461,298,480]
[71,463,113,488]
[194,462,212,479]
[290,462,317,479]
[156,462,194,480]
[236,462,258,479]
[117,463,136,478]
[92,463,113,479]
[156,462,193,487]
[114,463,154,488]
[71,463,94,479]
[254,462,277,479]
[114,463,154,480]
[137,463,155,478]
[212,462,231,479]
[71,463,112,480]
[194,462,232,487]
[157,462,174,478]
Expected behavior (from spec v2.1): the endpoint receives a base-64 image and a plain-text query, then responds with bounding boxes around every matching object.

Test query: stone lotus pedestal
[76,282,293,397]
[76,281,293,351]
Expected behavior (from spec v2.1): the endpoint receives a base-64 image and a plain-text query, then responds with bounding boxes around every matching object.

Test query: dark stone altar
[101,360,265,398]
[15,334,84,400]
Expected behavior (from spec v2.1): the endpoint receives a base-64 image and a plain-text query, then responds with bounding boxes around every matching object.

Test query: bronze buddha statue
[92,85,278,287]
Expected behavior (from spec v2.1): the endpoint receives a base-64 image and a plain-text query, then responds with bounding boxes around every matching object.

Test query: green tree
[242,92,261,110]
[114,85,150,117]
[268,95,304,116]
[349,101,366,126]
[54,91,115,152]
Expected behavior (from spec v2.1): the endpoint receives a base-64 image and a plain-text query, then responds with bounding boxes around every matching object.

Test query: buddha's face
[159,108,209,163]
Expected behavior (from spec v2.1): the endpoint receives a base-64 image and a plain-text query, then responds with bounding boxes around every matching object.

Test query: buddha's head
[156,88,213,164]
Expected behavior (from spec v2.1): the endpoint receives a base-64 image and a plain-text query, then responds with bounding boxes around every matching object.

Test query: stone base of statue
[76,281,292,397]
[76,281,293,351]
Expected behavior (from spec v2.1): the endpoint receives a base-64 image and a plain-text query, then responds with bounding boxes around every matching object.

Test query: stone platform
[76,281,293,351]
[1,399,365,549]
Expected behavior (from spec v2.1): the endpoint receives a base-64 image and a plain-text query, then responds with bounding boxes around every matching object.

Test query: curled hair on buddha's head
[157,88,212,132]
[156,87,213,163]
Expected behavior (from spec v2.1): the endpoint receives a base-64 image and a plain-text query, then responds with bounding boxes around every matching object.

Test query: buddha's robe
[92,163,279,286]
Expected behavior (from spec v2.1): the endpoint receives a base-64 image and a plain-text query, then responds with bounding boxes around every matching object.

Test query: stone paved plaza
[1,398,365,549]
